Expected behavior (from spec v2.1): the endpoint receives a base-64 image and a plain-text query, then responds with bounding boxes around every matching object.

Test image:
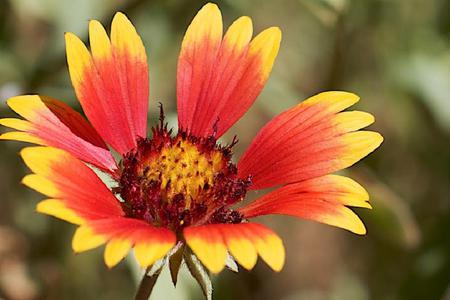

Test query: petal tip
[236,15,253,26]
[88,19,102,29]
[367,131,384,151]
[64,31,78,42]
[195,2,222,23]
[347,215,367,235]
[268,26,282,38]
[19,146,35,161]
[112,11,131,26]
[202,2,220,11]
[354,225,367,235]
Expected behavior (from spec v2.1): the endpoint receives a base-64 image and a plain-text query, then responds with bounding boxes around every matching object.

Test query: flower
[0,3,382,276]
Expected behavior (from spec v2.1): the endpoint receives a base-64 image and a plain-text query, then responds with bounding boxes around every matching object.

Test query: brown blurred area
[1,0,449,299]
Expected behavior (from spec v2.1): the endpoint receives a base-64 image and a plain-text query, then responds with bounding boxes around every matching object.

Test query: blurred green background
[1,0,449,299]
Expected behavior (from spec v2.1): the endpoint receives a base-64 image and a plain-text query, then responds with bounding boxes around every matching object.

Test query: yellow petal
[184,226,228,274]
[6,95,44,120]
[20,147,65,176]
[0,118,32,131]
[65,32,93,89]
[181,3,222,53]
[134,241,173,268]
[338,131,384,168]
[0,131,44,144]
[36,199,84,225]
[326,175,371,208]
[72,225,106,253]
[111,12,146,60]
[333,111,375,132]
[226,235,257,270]
[247,26,281,81]
[253,232,285,272]
[223,16,253,52]
[89,20,112,60]
[318,206,367,235]
[302,91,360,112]
[22,174,59,198]
[104,238,132,268]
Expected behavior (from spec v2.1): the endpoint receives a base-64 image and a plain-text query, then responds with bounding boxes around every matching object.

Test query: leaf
[184,248,213,300]
[225,254,239,273]
[169,243,185,286]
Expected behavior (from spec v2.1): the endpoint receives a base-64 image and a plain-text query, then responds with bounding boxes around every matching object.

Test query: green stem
[134,268,162,300]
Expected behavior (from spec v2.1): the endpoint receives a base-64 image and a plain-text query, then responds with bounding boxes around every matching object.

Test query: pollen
[117,120,251,231]
[142,138,224,203]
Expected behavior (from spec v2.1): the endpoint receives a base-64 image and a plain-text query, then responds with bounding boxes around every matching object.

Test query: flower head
[0,2,382,279]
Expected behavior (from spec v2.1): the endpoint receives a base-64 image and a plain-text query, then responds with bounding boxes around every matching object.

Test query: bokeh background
[1,0,449,299]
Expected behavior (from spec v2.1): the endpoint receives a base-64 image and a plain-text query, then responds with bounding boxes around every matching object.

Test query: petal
[187,15,253,136]
[222,224,258,270]
[239,175,370,234]
[134,241,173,269]
[183,223,284,273]
[238,91,383,189]
[0,131,44,144]
[183,224,227,274]
[104,238,132,268]
[72,225,107,252]
[36,199,84,225]
[20,146,123,223]
[1,95,117,173]
[66,12,149,155]
[177,3,281,138]
[177,3,223,134]
[73,217,176,268]
[242,223,285,272]
[212,26,281,137]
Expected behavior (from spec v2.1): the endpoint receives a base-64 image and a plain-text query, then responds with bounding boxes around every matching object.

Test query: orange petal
[177,3,281,138]
[220,224,258,270]
[183,224,227,273]
[238,91,383,189]
[1,95,117,173]
[242,223,285,272]
[72,225,107,253]
[66,13,149,155]
[36,199,84,225]
[21,146,123,222]
[239,175,370,235]
[177,3,223,133]
[85,217,176,268]
[183,223,285,273]
[104,238,132,268]
[188,16,253,135]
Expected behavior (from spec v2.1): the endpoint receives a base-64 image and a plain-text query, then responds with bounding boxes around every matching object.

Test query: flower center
[117,122,251,231]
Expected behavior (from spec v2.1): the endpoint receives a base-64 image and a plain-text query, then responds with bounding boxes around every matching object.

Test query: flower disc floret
[118,123,250,231]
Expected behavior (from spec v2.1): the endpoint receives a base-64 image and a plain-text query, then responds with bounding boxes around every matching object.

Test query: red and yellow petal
[239,175,371,234]
[184,224,227,273]
[20,146,123,224]
[213,26,281,137]
[66,12,149,155]
[0,95,117,173]
[104,239,132,268]
[189,15,253,136]
[177,3,281,138]
[72,217,176,268]
[183,223,284,273]
[238,91,383,190]
[36,199,84,225]
[177,3,223,133]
